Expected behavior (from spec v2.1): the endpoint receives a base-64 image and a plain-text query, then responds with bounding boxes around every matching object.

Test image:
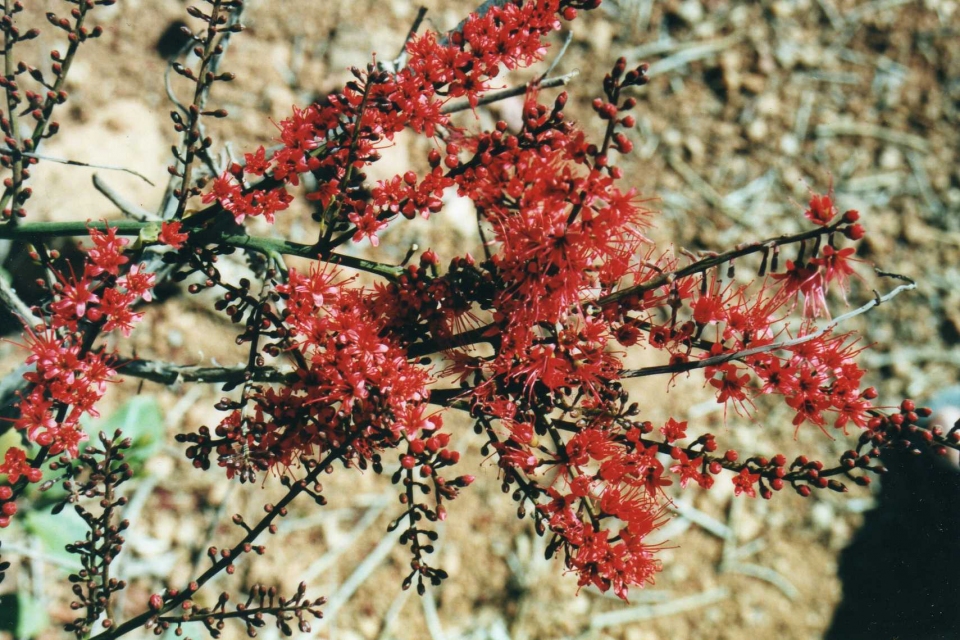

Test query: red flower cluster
[1,225,153,526]
[199,1,882,597]
[201,168,293,225]
[200,0,593,248]
[2,0,935,606]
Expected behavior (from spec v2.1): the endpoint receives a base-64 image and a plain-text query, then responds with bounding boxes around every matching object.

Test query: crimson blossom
[0,0,952,621]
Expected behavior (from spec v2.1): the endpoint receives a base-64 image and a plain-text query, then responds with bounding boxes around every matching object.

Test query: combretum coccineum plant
[0,0,953,637]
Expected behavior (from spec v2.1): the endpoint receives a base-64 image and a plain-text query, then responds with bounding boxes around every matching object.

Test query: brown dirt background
[0,0,958,639]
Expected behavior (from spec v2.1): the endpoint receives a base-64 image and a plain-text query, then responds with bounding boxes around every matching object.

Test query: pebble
[878,146,904,170]
[746,119,768,143]
[774,41,799,70]
[741,73,766,94]
[685,135,706,162]
[721,50,743,94]
[757,93,781,114]
[771,0,795,16]
[730,5,751,27]
[780,133,800,156]
[167,329,184,348]
[810,501,835,532]
[663,128,683,147]
[677,0,705,24]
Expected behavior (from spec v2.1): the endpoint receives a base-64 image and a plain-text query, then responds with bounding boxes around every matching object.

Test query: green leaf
[0,590,52,636]
[90,395,165,467]
[23,508,86,568]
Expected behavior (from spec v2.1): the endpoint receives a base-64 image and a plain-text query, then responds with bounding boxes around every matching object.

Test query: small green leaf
[0,590,52,636]
[91,396,165,466]
[16,590,50,637]
[23,508,86,568]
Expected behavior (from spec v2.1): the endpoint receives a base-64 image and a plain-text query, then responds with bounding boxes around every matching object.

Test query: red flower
[811,245,860,300]
[84,224,130,277]
[709,363,753,414]
[770,259,828,319]
[96,288,144,336]
[661,417,687,442]
[348,206,389,247]
[243,146,271,176]
[158,220,189,249]
[804,190,837,226]
[732,468,761,497]
[669,450,704,488]
[0,447,41,484]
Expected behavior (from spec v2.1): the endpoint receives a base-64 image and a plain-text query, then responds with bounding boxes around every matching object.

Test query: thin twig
[115,359,295,387]
[588,587,730,629]
[440,0,509,45]
[442,71,579,114]
[0,277,41,326]
[668,499,731,539]
[187,484,237,580]
[376,587,414,640]
[92,174,158,221]
[794,90,815,142]
[296,494,391,584]
[816,0,846,30]
[643,34,742,77]
[666,151,748,225]
[621,276,917,378]
[815,121,930,153]
[723,562,800,600]
[2,151,156,185]
[313,526,404,631]
[845,0,912,23]
[0,540,82,570]
[421,582,447,640]
[906,150,946,218]
[860,346,960,368]
[393,7,428,69]
[538,30,573,82]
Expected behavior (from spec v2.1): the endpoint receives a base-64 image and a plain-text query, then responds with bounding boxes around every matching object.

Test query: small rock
[780,133,800,156]
[677,0,705,24]
[741,73,766,94]
[663,128,683,147]
[947,187,960,207]
[810,500,834,532]
[685,135,706,162]
[737,508,764,541]
[746,119,768,143]
[625,628,660,640]
[720,51,743,94]
[878,146,904,169]
[774,41,799,69]
[798,42,824,68]
[357,616,379,638]
[771,0,795,17]
[587,19,613,60]
[167,329,184,348]
[757,93,781,114]
[729,5,751,27]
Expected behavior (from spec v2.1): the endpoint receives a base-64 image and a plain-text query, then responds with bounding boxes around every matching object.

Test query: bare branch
[620,275,917,379]
[0,151,156,185]
[442,71,579,114]
[92,174,157,221]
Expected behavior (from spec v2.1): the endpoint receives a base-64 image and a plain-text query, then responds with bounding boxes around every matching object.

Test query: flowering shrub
[0,0,954,637]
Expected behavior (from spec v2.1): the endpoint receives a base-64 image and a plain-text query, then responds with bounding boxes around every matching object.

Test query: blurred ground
[0,0,958,639]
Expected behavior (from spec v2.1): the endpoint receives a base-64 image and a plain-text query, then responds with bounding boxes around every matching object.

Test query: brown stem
[89,442,353,640]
